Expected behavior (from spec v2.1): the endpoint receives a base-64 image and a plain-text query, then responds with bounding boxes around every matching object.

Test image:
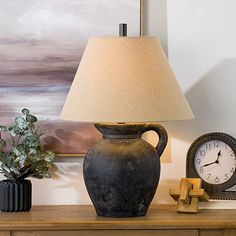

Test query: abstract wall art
[0,0,142,156]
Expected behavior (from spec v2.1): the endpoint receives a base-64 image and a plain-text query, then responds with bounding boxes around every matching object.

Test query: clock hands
[201,150,221,168]
[216,150,221,163]
[202,161,218,167]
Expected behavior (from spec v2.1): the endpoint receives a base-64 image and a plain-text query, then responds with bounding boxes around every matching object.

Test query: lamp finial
[119,23,127,36]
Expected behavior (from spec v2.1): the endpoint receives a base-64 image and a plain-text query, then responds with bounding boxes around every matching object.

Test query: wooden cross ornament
[169,178,209,213]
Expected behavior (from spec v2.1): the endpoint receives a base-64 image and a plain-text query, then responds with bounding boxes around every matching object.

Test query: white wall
[145,0,236,208]
[6,0,236,208]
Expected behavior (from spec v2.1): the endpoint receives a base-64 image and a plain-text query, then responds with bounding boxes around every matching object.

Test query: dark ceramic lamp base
[83,123,168,217]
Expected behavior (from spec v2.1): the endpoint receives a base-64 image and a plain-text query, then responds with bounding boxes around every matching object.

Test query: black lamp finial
[119,23,127,36]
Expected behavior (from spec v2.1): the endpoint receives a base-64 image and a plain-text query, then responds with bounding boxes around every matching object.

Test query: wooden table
[0,205,235,236]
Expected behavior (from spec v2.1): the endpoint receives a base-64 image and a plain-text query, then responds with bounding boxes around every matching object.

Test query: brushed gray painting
[0,0,141,155]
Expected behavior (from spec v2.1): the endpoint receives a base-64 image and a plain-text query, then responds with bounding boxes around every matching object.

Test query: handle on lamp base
[141,124,168,157]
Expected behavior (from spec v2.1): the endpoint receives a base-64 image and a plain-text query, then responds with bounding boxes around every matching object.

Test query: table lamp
[60,25,194,217]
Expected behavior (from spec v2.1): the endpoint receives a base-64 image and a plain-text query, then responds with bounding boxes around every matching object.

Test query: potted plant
[0,108,55,212]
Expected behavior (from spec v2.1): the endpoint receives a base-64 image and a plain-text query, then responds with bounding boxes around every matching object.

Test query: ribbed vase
[0,179,32,212]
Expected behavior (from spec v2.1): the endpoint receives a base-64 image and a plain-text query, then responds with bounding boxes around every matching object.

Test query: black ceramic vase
[0,179,32,212]
[83,123,168,217]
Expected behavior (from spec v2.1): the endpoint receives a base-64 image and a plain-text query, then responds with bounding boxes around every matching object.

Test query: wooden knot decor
[169,178,209,213]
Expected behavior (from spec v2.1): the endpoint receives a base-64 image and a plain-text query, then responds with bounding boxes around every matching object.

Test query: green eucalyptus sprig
[0,108,55,181]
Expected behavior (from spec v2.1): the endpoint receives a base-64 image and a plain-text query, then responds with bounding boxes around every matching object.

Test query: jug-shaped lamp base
[83,123,168,217]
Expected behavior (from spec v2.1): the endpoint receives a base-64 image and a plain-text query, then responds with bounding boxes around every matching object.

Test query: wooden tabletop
[0,204,235,230]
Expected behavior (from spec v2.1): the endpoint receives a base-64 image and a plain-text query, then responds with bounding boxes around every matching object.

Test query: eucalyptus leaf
[0,151,8,164]
[15,116,27,129]
[46,162,53,169]
[8,126,20,136]
[0,108,55,181]
[22,108,30,115]
[5,155,13,166]
[13,154,26,164]
[11,166,20,175]
[24,134,40,148]
[13,144,25,156]
[2,170,14,180]
[1,163,9,171]
[0,126,7,132]
[26,114,37,123]
[44,151,55,162]
[44,172,51,178]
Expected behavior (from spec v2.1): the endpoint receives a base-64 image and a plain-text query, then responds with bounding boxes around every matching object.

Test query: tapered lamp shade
[60,37,194,123]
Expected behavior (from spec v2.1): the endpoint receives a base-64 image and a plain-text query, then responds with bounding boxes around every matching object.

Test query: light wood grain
[0,205,235,231]
[13,230,198,236]
[0,232,10,236]
[177,197,199,213]
[179,179,192,204]
[224,229,236,236]
[199,230,223,236]
[170,189,209,201]
[170,178,209,213]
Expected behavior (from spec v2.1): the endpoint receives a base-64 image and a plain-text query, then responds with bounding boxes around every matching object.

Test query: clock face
[194,140,236,185]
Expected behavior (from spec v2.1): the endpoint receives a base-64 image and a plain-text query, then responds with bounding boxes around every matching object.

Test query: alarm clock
[186,132,236,199]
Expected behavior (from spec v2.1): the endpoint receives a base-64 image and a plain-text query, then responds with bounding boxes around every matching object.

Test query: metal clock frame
[186,132,236,200]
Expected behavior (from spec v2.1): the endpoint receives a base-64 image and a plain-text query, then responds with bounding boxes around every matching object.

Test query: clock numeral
[214,141,220,147]
[205,143,211,150]
[199,150,206,156]
[230,168,235,173]
[224,174,229,180]
[200,167,204,173]
[230,150,235,157]
[225,144,228,150]
[207,173,211,180]
[215,177,220,183]
[196,159,201,164]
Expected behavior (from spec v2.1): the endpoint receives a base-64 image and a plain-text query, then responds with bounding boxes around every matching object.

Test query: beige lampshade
[60,37,194,123]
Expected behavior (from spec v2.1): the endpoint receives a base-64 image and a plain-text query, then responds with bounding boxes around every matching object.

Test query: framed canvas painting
[0,0,143,157]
